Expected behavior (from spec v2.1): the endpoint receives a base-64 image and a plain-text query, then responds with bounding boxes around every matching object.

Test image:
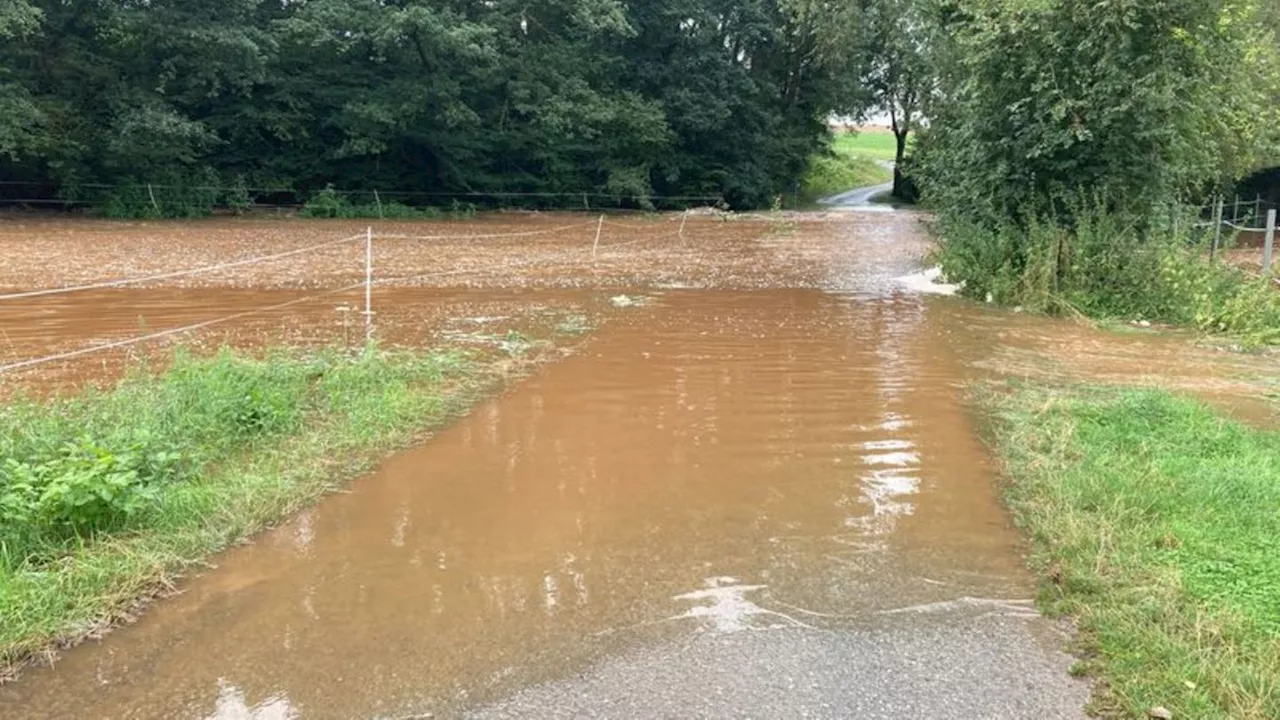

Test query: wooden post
[679,210,689,240]
[1211,196,1224,262]
[147,184,161,215]
[1265,209,1276,273]
[374,189,383,219]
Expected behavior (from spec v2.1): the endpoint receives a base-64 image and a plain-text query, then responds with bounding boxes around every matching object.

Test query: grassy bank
[798,137,892,205]
[0,344,520,679]
[987,384,1280,719]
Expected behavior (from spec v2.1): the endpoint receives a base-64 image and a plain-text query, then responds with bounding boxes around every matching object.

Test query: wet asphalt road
[469,611,1087,719]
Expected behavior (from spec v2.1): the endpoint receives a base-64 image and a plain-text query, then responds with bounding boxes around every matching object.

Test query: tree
[914,0,1278,223]
[861,0,930,198]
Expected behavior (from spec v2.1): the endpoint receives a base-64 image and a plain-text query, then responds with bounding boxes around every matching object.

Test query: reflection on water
[207,681,297,720]
[0,290,1033,719]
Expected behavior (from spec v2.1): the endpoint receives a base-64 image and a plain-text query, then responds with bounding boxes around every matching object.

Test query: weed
[0,344,486,675]
[937,201,1280,346]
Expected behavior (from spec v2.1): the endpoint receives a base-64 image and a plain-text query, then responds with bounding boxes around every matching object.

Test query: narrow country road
[0,210,1090,720]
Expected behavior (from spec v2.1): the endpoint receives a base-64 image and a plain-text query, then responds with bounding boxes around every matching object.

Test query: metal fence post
[1211,196,1224,262]
[1265,209,1276,273]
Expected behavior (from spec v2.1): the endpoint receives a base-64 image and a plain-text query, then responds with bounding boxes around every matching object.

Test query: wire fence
[0,179,727,215]
[0,215,699,377]
[1186,196,1276,272]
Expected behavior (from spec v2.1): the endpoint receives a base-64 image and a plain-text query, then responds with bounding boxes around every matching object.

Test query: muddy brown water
[0,212,1277,718]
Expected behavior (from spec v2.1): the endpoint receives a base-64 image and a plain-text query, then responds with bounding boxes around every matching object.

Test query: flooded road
[3,211,1275,718]
[0,288,1086,719]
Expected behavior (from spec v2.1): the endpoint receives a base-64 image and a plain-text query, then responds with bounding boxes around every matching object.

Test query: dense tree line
[0,0,862,210]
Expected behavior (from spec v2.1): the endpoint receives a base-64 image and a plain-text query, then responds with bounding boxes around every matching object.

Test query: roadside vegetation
[797,136,892,205]
[987,384,1280,719]
[913,0,1280,346]
[0,343,530,679]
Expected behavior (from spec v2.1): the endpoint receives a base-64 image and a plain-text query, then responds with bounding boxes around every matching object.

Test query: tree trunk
[892,128,908,198]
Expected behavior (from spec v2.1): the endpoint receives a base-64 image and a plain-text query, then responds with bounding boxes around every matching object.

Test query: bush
[299,185,446,219]
[937,201,1280,346]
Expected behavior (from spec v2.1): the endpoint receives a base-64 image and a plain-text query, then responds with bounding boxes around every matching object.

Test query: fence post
[1265,209,1276,273]
[374,189,384,219]
[1211,196,1224,263]
[364,226,373,343]
[591,214,604,261]
[679,209,689,240]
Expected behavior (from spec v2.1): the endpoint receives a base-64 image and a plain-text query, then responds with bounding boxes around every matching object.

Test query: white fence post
[1211,196,1224,262]
[1265,209,1276,273]
[364,226,373,343]
[591,214,604,261]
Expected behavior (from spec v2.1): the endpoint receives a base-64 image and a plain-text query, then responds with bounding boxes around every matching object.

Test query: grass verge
[798,148,891,205]
[0,343,533,680]
[985,383,1280,719]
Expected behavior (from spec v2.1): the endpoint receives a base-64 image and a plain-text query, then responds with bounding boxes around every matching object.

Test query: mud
[0,212,1277,718]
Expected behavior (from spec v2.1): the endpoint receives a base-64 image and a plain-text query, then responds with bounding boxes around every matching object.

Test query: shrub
[937,200,1280,346]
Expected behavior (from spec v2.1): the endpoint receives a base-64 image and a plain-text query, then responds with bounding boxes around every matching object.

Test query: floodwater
[2,288,1040,719]
[1,212,1276,718]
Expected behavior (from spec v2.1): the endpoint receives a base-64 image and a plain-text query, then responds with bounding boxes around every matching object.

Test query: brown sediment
[0,210,1276,719]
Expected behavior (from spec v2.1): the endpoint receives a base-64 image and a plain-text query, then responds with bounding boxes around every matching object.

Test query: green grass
[987,384,1280,719]
[0,345,504,678]
[797,140,892,205]
[833,129,903,162]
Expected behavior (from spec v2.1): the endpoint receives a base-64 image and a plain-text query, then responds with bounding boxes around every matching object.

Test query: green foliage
[797,146,891,204]
[0,349,312,563]
[298,185,444,219]
[0,344,477,672]
[937,202,1280,345]
[989,385,1280,718]
[916,0,1276,224]
[0,0,869,210]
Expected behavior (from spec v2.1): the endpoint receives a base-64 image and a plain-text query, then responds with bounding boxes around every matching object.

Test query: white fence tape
[373,221,594,241]
[0,234,367,302]
[0,217,691,376]
[0,282,367,374]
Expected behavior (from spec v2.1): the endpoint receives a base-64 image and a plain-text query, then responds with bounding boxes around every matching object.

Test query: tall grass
[937,202,1280,346]
[0,346,479,677]
[988,385,1280,718]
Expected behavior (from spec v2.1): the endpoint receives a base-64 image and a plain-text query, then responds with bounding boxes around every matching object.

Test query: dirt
[0,210,1276,718]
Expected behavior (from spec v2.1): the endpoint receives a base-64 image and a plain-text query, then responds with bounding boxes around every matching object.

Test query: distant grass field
[833,129,901,162]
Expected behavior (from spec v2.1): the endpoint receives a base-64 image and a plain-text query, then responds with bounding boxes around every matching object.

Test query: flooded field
[0,211,1276,718]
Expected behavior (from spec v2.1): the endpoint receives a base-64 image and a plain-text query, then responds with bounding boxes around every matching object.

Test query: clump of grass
[987,384,1280,718]
[0,345,485,678]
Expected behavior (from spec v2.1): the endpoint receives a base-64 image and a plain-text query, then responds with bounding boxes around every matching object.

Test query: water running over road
[1,289,1085,718]
[4,212,1275,718]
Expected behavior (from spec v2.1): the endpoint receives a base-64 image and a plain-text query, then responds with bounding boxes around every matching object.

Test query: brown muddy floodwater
[3,289,1035,719]
[1,211,1276,718]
